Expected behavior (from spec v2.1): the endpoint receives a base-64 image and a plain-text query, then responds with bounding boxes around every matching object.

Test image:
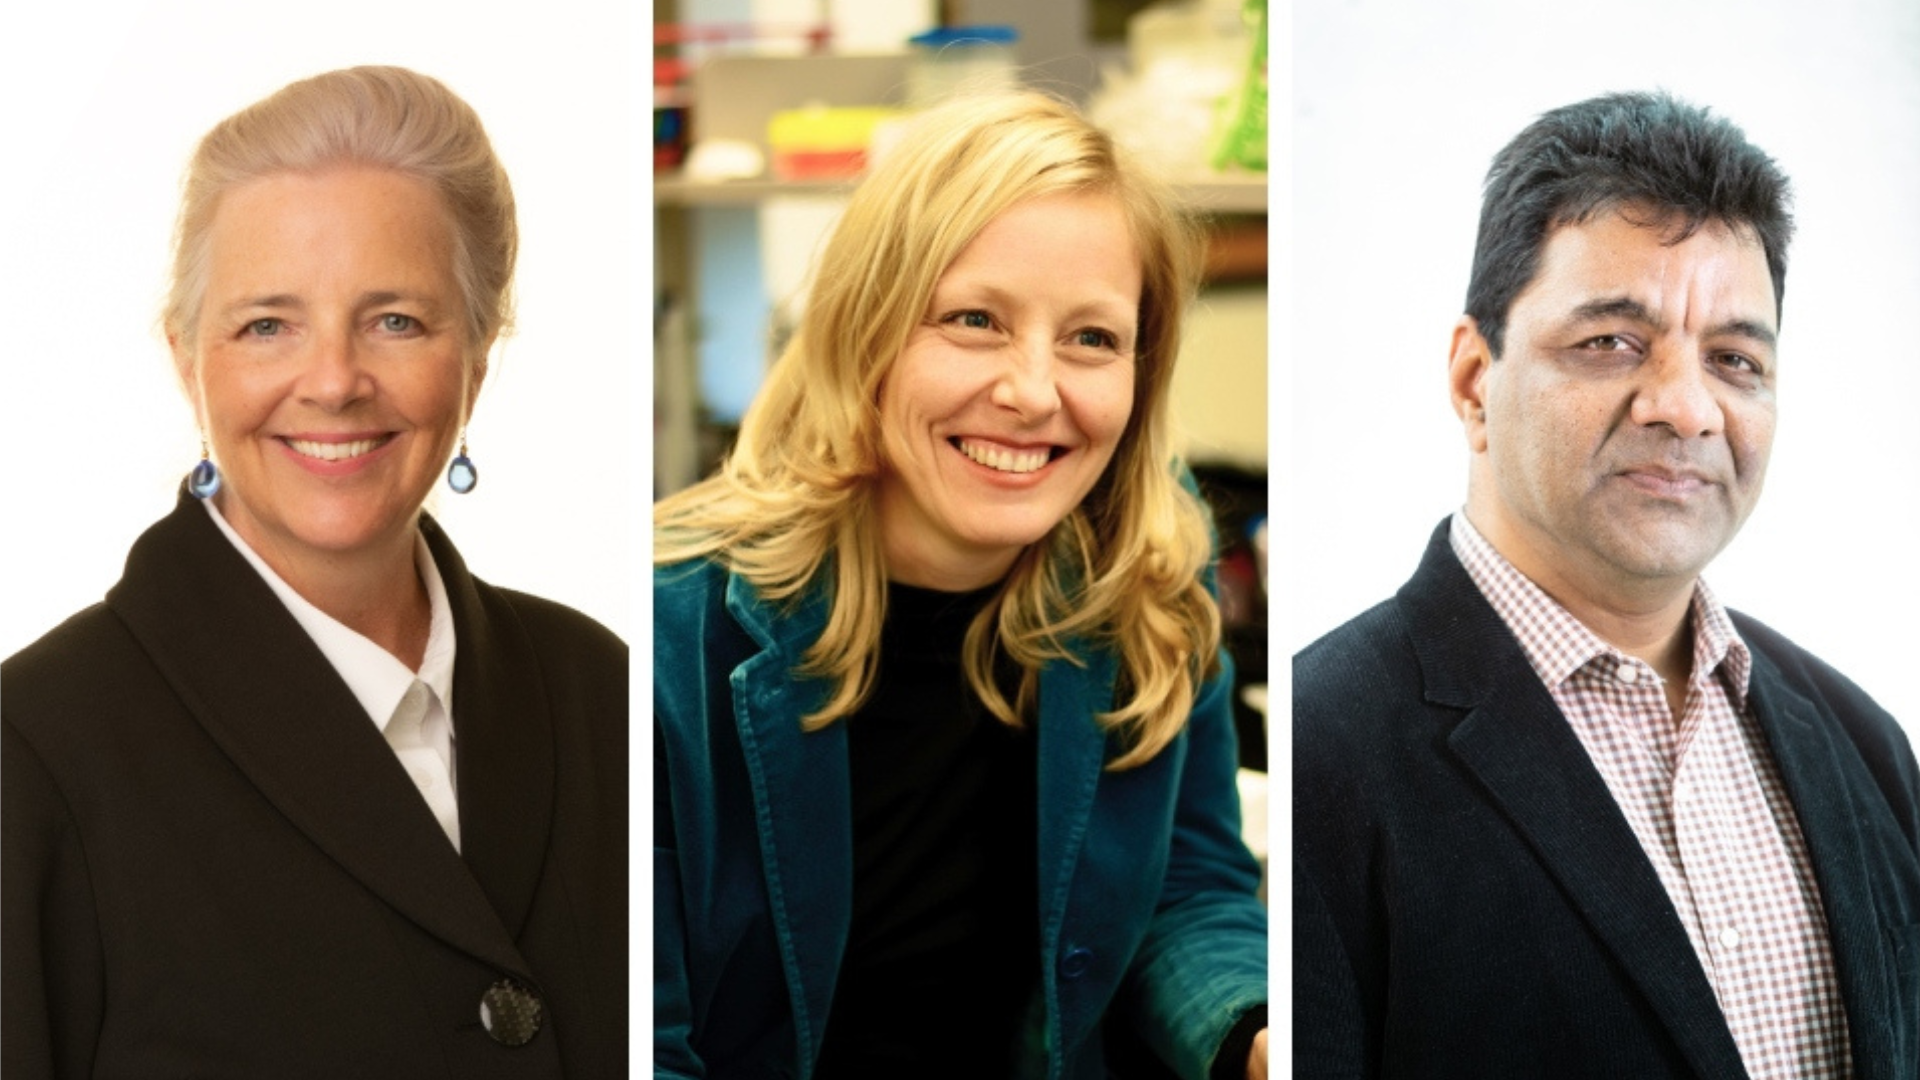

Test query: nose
[989,336,1062,419]
[1629,347,1723,438]
[299,327,376,411]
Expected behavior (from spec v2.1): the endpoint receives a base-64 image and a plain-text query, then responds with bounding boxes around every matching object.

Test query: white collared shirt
[203,501,462,851]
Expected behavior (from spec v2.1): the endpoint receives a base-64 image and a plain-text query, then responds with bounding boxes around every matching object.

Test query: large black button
[480,978,543,1046]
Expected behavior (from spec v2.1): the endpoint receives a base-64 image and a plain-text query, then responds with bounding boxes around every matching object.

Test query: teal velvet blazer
[653,558,1267,1079]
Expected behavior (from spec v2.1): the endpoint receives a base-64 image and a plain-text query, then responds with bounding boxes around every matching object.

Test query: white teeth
[286,437,387,462]
[957,438,1051,474]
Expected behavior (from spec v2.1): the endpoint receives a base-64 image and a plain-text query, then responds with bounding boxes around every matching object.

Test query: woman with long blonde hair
[655,92,1267,1079]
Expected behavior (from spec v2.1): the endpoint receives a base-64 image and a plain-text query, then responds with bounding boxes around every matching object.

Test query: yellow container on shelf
[765,105,903,181]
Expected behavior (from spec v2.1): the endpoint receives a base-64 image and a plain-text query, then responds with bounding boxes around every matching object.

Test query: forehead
[1516,209,1777,330]
[202,167,457,294]
[938,192,1142,299]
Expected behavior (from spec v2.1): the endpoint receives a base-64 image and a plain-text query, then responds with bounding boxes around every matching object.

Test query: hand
[1247,1027,1268,1080]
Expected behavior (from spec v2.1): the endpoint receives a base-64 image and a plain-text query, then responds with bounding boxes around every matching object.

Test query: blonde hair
[163,65,516,353]
[655,92,1219,770]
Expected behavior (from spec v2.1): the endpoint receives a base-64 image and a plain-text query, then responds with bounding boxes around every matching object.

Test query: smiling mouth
[953,437,1064,475]
[282,435,395,462]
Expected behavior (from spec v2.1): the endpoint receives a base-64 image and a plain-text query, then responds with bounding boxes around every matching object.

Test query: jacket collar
[105,490,549,977]
[1400,520,1750,1078]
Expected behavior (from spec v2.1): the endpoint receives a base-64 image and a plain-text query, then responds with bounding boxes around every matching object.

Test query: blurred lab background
[652,0,1273,820]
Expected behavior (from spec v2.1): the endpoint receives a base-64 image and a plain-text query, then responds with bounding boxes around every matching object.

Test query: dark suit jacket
[2,493,628,1079]
[1293,520,1920,1079]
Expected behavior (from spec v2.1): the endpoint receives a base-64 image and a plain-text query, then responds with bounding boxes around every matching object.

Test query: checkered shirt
[1451,513,1852,1079]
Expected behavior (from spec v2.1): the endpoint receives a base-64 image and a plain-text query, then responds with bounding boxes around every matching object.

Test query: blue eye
[949,310,992,329]
[380,314,417,333]
[245,318,282,338]
[1076,328,1116,349]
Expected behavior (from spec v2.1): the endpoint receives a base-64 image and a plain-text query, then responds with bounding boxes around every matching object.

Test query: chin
[955,521,1065,561]
[1600,538,1724,584]
[285,503,419,554]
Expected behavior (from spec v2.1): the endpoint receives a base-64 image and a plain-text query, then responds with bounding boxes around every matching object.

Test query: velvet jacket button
[1060,947,1093,979]
[480,979,543,1046]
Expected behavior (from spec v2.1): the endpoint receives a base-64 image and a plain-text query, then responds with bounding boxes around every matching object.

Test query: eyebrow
[361,290,444,313]
[937,282,1136,322]
[218,291,445,319]
[1567,296,1777,349]
[222,294,300,317]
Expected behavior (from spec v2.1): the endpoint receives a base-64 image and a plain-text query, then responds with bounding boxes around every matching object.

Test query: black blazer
[2,493,628,1079]
[1293,520,1920,1079]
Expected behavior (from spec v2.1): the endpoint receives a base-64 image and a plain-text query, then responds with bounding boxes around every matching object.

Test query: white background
[1289,0,1920,745]
[0,0,643,657]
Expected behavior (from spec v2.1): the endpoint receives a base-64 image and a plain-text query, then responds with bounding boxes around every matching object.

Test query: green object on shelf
[1211,0,1268,173]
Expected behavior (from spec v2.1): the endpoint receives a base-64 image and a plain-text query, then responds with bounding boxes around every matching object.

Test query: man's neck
[1465,508,1698,717]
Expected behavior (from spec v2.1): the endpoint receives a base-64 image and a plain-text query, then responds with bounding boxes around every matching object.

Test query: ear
[1448,316,1495,454]
[167,328,190,384]
[168,329,206,429]
[465,336,494,417]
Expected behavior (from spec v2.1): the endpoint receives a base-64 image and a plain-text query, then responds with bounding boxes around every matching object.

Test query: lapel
[1033,646,1116,1072]
[421,514,557,944]
[1402,521,1749,1079]
[723,572,851,1074]
[1742,647,1898,1080]
[105,493,533,977]
[1035,649,1113,938]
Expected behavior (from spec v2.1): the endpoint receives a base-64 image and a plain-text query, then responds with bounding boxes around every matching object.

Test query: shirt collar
[1449,511,1750,706]
[202,500,457,731]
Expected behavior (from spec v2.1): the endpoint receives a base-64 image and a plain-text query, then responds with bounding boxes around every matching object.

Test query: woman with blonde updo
[3,67,626,1077]
[655,92,1268,1079]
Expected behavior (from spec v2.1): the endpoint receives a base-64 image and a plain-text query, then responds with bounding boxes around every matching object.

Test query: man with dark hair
[1293,91,1920,1079]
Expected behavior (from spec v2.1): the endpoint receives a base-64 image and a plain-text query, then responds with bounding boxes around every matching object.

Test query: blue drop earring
[447,434,477,494]
[188,438,221,499]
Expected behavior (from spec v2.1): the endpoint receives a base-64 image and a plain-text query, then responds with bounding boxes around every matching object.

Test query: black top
[812,582,1039,1078]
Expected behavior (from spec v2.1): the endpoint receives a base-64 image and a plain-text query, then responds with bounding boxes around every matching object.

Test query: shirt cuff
[1210,1003,1268,1080]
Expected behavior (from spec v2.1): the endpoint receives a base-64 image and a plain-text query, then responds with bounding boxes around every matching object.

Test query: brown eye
[1714,352,1764,380]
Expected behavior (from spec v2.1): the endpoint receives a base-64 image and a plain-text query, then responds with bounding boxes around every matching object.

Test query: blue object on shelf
[908,25,1018,47]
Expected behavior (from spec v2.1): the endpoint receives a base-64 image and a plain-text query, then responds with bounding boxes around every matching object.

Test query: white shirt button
[1719,926,1742,949]
[1617,665,1640,684]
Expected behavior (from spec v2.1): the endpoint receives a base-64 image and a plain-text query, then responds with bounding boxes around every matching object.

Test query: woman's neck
[236,520,432,671]
[293,549,432,671]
